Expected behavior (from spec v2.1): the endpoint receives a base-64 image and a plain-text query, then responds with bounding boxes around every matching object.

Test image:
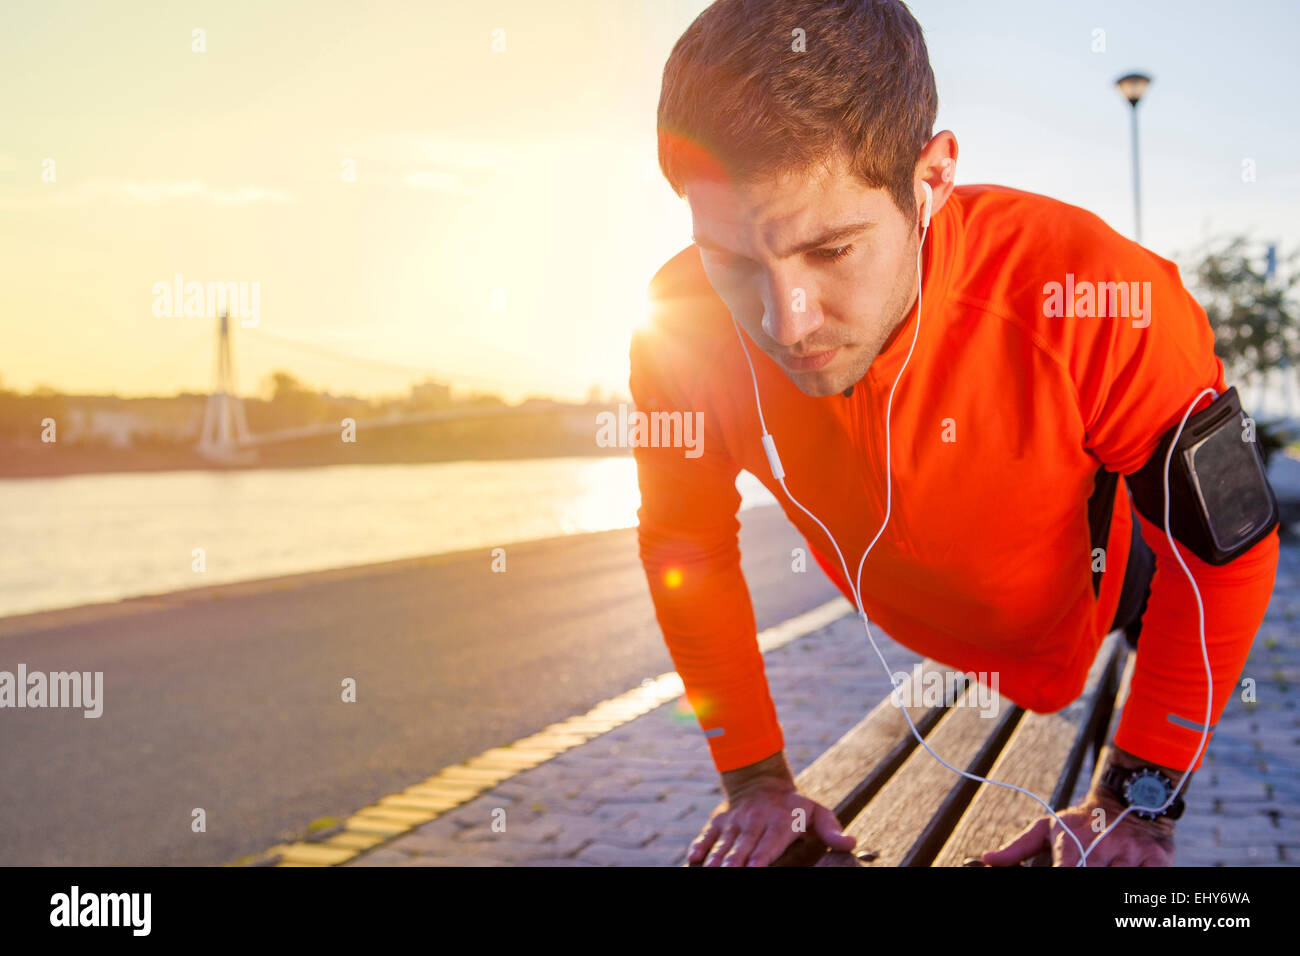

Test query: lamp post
[1115,72,1152,245]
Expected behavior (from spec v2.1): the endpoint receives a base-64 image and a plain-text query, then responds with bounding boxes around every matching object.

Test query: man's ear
[917,130,959,215]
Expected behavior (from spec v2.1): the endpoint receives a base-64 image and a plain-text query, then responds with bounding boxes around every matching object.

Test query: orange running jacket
[629,183,1279,776]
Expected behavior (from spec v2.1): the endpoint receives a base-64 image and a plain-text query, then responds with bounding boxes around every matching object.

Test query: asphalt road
[0,503,840,865]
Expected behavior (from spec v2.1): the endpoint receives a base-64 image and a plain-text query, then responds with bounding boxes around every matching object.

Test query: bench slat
[829,677,1021,866]
[793,658,957,823]
[930,631,1126,867]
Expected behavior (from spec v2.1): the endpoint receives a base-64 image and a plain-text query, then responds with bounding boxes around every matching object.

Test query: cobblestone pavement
[348,537,1300,868]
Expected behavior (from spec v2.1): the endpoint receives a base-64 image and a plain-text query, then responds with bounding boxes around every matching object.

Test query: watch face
[1124,771,1170,815]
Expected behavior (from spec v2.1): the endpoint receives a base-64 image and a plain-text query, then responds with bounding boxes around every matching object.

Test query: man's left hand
[980,785,1176,867]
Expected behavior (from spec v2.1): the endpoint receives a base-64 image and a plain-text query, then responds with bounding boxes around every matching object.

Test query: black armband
[1126,386,1279,566]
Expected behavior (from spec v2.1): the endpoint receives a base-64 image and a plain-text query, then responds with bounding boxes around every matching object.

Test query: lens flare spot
[663,567,684,588]
[669,694,699,724]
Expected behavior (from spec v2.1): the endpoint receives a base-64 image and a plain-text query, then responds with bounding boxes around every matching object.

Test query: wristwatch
[1099,762,1186,821]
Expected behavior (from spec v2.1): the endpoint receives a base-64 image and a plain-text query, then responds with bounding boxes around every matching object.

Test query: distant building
[64,408,141,448]
[61,396,205,447]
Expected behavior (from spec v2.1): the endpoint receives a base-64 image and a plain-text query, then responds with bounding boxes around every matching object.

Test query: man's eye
[814,244,854,262]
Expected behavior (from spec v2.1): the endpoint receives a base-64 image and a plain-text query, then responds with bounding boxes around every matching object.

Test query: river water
[0,457,776,618]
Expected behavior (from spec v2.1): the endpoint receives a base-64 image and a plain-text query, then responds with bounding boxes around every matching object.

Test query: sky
[1,0,1297,404]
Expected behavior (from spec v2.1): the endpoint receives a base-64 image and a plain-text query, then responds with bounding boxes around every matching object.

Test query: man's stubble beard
[797,242,921,398]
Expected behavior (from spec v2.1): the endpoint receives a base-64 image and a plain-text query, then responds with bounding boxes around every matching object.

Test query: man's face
[686,152,921,397]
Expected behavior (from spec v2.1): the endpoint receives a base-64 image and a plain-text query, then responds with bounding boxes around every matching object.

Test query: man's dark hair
[657,0,938,221]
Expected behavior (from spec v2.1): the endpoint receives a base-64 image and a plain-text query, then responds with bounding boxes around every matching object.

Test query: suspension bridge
[195,312,572,464]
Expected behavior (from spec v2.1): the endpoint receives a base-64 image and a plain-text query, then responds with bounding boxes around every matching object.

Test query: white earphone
[728,178,1213,865]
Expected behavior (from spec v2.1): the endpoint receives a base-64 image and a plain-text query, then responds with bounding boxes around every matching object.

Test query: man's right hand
[685,751,856,867]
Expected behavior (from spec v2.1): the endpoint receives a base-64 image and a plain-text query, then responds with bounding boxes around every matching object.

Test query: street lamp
[1116,72,1152,244]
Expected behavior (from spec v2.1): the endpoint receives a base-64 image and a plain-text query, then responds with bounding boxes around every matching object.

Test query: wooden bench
[766,629,1133,866]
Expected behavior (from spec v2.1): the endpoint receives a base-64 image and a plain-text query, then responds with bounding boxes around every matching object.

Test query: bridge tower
[197,310,255,463]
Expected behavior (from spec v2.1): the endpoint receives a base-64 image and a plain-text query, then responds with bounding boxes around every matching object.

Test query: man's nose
[760,272,821,347]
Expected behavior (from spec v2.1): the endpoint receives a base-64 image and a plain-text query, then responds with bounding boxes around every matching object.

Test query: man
[630,0,1280,867]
